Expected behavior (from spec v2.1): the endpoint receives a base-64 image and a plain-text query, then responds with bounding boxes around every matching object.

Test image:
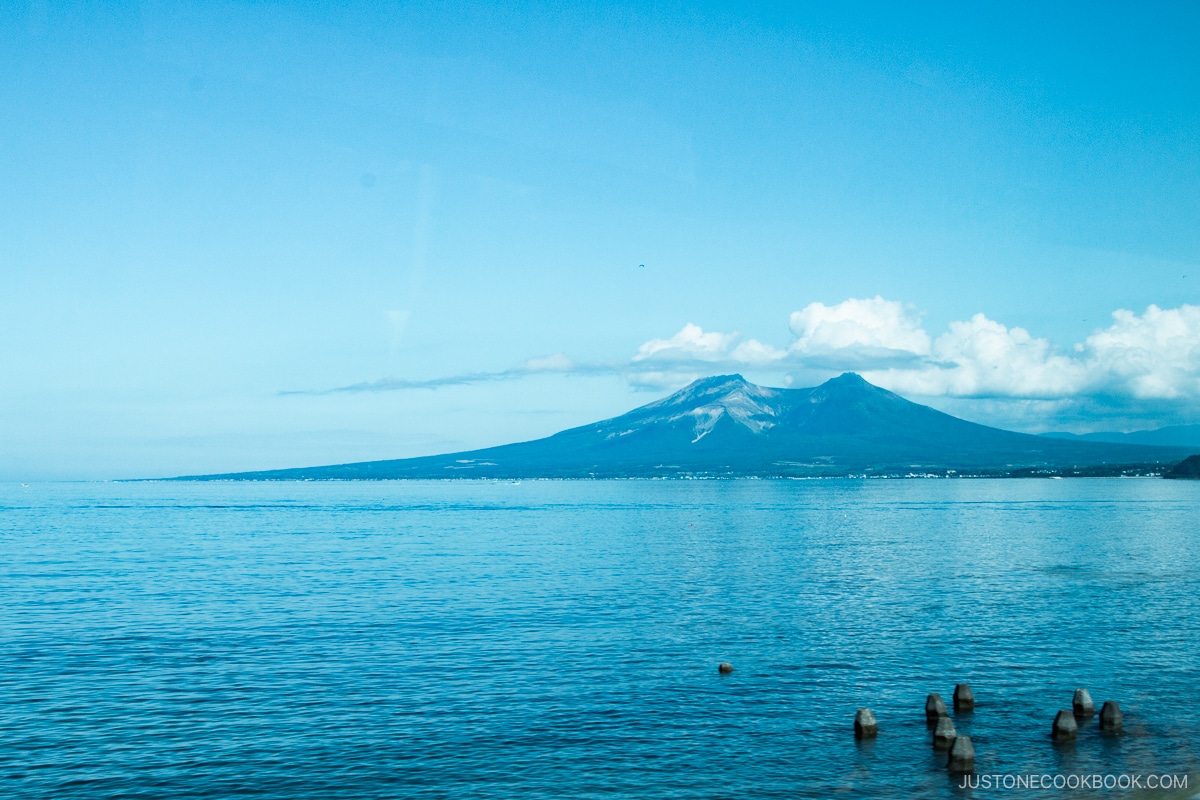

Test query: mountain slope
[1042,424,1200,449]
[180,373,1196,479]
[1165,455,1200,479]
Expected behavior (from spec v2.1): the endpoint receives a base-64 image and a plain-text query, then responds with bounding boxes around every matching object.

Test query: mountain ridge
[173,373,1197,480]
[1041,424,1200,449]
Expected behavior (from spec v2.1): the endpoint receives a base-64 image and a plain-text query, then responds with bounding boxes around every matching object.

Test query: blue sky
[2,1,1198,479]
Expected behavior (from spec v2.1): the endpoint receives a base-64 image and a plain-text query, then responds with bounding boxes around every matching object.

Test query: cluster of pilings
[852,684,1125,775]
[1051,688,1123,741]
[921,685,976,772]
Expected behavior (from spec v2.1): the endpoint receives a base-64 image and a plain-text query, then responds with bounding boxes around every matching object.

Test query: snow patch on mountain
[596,375,783,443]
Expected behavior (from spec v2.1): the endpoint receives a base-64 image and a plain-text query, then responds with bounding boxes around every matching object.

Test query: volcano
[180,373,1196,479]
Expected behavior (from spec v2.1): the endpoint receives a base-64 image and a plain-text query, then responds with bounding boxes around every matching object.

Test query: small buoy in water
[947,735,975,773]
[926,693,949,721]
[932,716,957,749]
[1072,688,1095,717]
[854,708,878,738]
[718,662,734,674]
[1100,700,1123,731]
[953,683,974,711]
[1052,710,1077,742]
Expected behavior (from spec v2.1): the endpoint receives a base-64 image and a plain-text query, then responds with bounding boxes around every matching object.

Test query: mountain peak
[685,373,748,391]
[812,371,892,399]
[630,374,778,441]
[816,372,877,392]
[650,374,757,406]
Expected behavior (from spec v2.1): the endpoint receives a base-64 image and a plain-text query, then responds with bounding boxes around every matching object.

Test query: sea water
[2,479,1198,798]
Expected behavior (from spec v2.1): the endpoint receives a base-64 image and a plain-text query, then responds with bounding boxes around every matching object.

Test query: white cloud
[1084,305,1200,399]
[877,304,1200,401]
[789,296,931,356]
[631,301,1200,402]
[867,314,1088,398]
[634,323,737,361]
[730,338,788,364]
[624,323,784,390]
[633,323,784,364]
[318,300,1200,418]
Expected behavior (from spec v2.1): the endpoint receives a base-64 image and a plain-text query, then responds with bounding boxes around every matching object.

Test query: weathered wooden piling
[932,716,957,749]
[1100,700,1123,731]
[854,708,878,738]
[1072,688,1095,717]
[925,693,949,721]
[1052,710,1078,742]
[947,735,975,773]
[717,662,734,674]
[953,683,975,711]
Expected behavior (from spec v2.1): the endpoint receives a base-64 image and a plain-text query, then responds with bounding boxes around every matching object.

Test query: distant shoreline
[139,466,1190,482]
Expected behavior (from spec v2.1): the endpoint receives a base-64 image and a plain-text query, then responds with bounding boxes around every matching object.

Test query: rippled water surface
[2,479,1199,798]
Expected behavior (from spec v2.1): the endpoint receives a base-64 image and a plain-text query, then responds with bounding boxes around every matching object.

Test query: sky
[2,0,1198,480]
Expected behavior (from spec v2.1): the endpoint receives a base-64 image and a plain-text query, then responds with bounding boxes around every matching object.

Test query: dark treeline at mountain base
[173,374,1199,480]
[1165,455,1200,480]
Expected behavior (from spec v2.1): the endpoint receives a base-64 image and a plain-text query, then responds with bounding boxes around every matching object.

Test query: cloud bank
[284,353,603,394]
[293,298,1199,430]
[634,298,1200,403]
